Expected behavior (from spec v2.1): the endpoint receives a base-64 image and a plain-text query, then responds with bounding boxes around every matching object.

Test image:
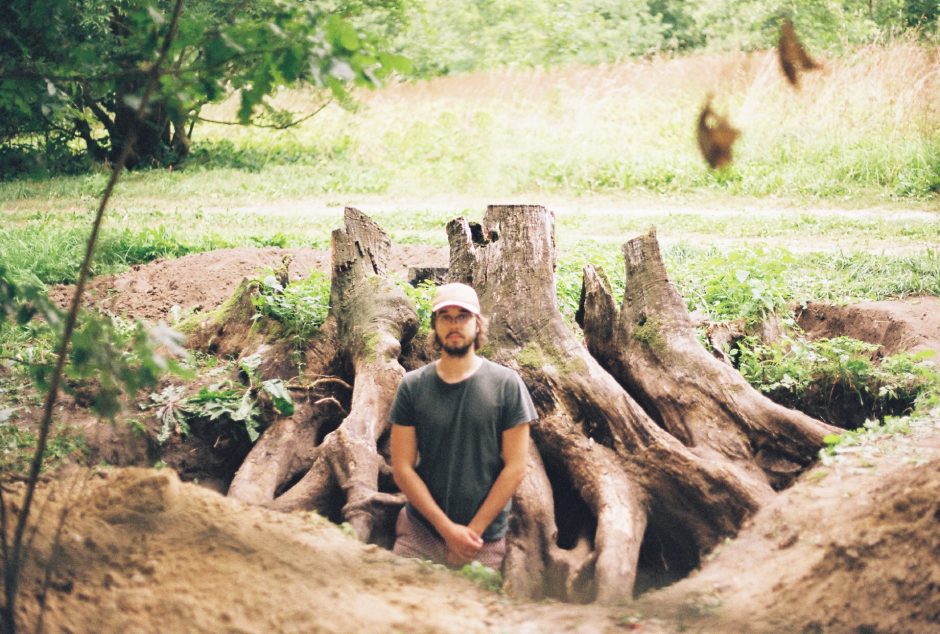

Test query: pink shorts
[392,507,506,570]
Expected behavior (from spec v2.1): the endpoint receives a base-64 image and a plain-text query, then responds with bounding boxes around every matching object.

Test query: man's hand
[440,522,482,566]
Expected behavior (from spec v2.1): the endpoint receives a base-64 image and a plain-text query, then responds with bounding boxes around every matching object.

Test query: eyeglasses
[437,312,474,326]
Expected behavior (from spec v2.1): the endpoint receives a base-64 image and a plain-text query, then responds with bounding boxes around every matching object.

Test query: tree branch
[196,99,332,129]
[0,1,187,631]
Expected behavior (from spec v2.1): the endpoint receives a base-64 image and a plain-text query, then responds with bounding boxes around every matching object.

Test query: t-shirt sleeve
[389,379,414,427]
[501,372,538,432]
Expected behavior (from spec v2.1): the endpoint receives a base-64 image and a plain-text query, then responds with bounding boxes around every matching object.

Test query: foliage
[0,421,86,476]
[735,333,940,425]
[392,0,939,76]
[0,0,410,173]
[397,0,666,76]
[395,277,436,332]
[149,384,191,444]
[457,561,503,593]
[252,272,332,342]
[671,246,793,323]
[147,353,295,445]
[1,266,190,418]
[819,414,915,461]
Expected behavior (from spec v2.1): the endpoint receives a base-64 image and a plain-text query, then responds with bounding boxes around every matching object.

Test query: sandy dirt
[9,417,939,633]
[48,245,448,322]
[797,296,940,358]
[9,245,940,633]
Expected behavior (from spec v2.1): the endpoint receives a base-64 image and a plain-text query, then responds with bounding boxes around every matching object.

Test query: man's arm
[390,423,483,560]
[467,422,530,540]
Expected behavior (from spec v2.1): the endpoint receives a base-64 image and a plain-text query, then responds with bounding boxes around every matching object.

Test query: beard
[439,334,473,357]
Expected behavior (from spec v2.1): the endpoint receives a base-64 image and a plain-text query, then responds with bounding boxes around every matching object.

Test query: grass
[2,42,940,204]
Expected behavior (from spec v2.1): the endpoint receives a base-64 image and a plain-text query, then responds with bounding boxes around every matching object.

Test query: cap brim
[432,301,480,314]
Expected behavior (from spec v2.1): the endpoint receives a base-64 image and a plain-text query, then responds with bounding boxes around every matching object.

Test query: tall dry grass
[162,41,940,199]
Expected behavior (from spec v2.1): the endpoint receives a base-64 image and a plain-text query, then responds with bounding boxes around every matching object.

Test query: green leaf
[231,390,256,422]
[262,379,294,416]
[331,19,360,51]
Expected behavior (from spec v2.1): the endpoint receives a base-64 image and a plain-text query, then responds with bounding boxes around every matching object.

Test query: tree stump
[578,228,838,490]
[227,208,418,543]
[446,205,834,603]
[211,204,834,604]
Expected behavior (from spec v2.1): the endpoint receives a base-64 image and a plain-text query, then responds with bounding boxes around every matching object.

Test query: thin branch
[0,1,187,631]
[85,99,116,139]
[196,99,332,129]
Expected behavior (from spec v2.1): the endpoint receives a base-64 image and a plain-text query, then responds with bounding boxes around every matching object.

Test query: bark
[227,207,418,543]
[445,205,826,603]
[210,205,832,604]
[578,228,838,490]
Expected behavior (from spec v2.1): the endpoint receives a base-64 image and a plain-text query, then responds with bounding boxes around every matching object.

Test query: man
[390,282,536,569]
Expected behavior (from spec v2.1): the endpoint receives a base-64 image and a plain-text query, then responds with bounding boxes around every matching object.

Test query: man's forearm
[394,465,454,535]
[468,462,526,537]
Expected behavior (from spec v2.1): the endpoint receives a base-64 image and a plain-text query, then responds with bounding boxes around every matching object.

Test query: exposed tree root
[227,208,417,542]
[445,205,830,602]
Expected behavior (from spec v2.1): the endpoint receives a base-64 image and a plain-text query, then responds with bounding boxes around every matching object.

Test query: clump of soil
[797,296,940,359]
[3,468,522,633]
[48,245,448,322]
[636,415,940,633]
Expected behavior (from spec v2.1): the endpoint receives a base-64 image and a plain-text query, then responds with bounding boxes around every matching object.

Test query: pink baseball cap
[432,283,481,315]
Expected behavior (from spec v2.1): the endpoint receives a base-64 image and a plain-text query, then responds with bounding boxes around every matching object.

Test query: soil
[8,246,940,633]
[48,245,449,322]
[797,296,940,359]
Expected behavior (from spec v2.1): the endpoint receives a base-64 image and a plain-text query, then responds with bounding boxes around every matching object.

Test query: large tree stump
[445,205,832,603]
[227,208,418,543]
[578,228,838,490]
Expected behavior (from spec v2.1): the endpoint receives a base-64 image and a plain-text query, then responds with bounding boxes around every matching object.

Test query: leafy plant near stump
[147,353,294,444]
[252,272,331,343]
[735,334,940,426]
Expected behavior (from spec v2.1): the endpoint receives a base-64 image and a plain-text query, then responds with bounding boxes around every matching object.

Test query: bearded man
[390,283,536,568]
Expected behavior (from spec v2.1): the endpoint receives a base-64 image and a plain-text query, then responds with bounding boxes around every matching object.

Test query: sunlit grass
[2,42,938,205]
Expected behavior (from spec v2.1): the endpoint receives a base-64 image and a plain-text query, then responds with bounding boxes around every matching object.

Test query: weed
[457,561,503,593]
[395,277,436,333]
[0,422,86,476]
[736,334,940,427]
[252,272,331,344]
[819,415,916,462]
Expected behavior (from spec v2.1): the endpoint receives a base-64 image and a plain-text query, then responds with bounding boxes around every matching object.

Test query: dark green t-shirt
[390,358,537,541]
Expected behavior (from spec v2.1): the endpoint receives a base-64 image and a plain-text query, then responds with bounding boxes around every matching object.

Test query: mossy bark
[227,208,418,543]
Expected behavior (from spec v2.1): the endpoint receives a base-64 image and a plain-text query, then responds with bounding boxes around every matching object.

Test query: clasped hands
[441,522,483,567]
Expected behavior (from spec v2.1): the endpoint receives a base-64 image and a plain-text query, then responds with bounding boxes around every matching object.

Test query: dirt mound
[5,468,521,633]
[48,245,448,322]
[776,459,940,632]
[797,296,940,358]
[637,414,940,633]
[9,418,939,633]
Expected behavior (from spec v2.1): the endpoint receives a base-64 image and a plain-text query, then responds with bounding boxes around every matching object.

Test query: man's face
[434,306,477,357]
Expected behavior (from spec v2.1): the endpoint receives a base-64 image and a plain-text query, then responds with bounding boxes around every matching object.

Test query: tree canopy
[0,0,409,170]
